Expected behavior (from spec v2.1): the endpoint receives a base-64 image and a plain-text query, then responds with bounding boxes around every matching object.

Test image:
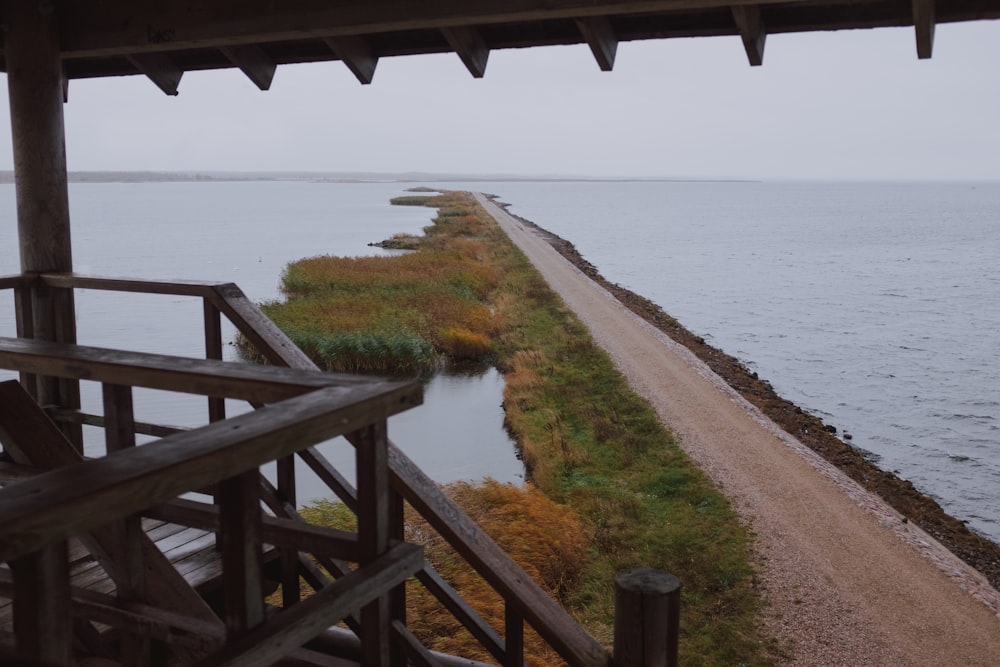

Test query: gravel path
[476,193,1000,666]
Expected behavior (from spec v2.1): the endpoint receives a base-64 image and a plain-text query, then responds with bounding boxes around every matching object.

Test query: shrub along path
[475,192,1000,666]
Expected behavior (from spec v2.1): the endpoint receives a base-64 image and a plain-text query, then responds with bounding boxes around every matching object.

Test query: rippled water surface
[450,180,1000,542]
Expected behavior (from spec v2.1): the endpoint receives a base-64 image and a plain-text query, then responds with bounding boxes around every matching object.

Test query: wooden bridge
[0,1,994,665]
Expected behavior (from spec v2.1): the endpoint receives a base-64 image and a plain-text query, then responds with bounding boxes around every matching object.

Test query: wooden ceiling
[1,1,997,95]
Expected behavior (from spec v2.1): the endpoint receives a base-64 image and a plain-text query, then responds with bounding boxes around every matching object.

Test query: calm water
[0,182,524,504]
[3,180,997,543]
[442,180,1000,543]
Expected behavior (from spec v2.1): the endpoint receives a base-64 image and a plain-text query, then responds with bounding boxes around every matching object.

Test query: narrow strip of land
[475,192,1000,666]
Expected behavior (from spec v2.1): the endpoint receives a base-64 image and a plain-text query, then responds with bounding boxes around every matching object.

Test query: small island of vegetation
[247,192,774,665]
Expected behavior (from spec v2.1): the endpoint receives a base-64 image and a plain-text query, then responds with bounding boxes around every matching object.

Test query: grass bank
[258,192,773,665]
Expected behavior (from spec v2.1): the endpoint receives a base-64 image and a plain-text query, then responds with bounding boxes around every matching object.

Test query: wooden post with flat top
[614,568,680,667]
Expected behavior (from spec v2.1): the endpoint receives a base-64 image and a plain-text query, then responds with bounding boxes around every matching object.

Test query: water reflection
[292,367,524,506]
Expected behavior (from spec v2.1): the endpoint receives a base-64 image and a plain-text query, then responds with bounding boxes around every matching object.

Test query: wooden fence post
[614,568,680,667]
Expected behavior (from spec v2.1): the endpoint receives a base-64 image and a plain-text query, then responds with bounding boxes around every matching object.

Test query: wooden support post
[103,382,153,664]
[355,422,393,666]
[5,0,82,449]
[614,569,680,667]
[389,487,407,667]
[11,541,72,666]
[276,458,299,608]
[504,604,524,667]
[203,300,226,423]
[219,471,265,636]
[13,284,37,398]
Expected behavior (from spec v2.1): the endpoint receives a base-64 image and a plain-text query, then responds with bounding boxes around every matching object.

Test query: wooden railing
[0,337,423,666]
[0,272,628,667]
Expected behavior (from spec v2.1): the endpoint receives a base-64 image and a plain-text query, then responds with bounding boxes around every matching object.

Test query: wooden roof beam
[324,36,379,85]
[576,16,618,71]
[913,0,936,59]
[731,5,766,66]
[126,53,183,95]
[220,45,276,90]
[442,26,490,78]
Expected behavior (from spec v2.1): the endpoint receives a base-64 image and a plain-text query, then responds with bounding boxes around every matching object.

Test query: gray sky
[1,21,997,180]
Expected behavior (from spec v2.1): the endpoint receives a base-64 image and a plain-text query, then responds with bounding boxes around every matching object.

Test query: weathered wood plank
[0,381,223,632]
[100,382,151,662]
[353,423,393,667]
[299,446,359,512]
[219,471,265,635]
[203,301,227,425]
[391,620,443,667]
[0,568,223,652]
[208,283,318,369]
[191,543,423,667]
[50,407,188,438]
[415,565,505,664]
[0,382,419,562]
[39,273,221,297]
[10,542,72,665]
[145,498,362,561]
[55,0,865,58]
[0,274,24,290]
[0,337,410,405]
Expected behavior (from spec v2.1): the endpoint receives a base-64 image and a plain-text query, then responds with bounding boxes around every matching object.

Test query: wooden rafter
[913,0,936,59]
[441,26,490,78]
[576,16,618,71]
[731,5,766,66]
[324,35,379,85]
[127,53,183,95]
[219,44,276,90]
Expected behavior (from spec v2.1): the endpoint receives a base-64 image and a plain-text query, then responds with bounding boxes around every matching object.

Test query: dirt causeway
[475,193,1000,665]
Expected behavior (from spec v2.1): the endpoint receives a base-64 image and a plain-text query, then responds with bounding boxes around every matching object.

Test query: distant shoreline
[0,170,756,185]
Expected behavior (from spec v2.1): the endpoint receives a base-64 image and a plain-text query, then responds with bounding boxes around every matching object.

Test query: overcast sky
[1,20,997,181]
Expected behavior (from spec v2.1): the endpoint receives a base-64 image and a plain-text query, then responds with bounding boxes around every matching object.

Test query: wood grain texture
[0,336,419,406]
[190,543,423,667]
[0,382,417,562]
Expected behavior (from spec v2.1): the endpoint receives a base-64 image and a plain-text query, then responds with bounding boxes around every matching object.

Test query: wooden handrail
[0,336,390,403]
[0,274,23,290]
[38,272,226,297]
[0,381,418,562]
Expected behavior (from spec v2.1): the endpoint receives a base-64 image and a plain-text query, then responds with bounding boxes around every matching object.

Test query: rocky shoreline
[494,200,1000,591]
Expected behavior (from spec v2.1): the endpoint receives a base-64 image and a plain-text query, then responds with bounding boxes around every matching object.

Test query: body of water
[442,180,1000,543]
[0,181,524,504]
[3,179,997,544]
